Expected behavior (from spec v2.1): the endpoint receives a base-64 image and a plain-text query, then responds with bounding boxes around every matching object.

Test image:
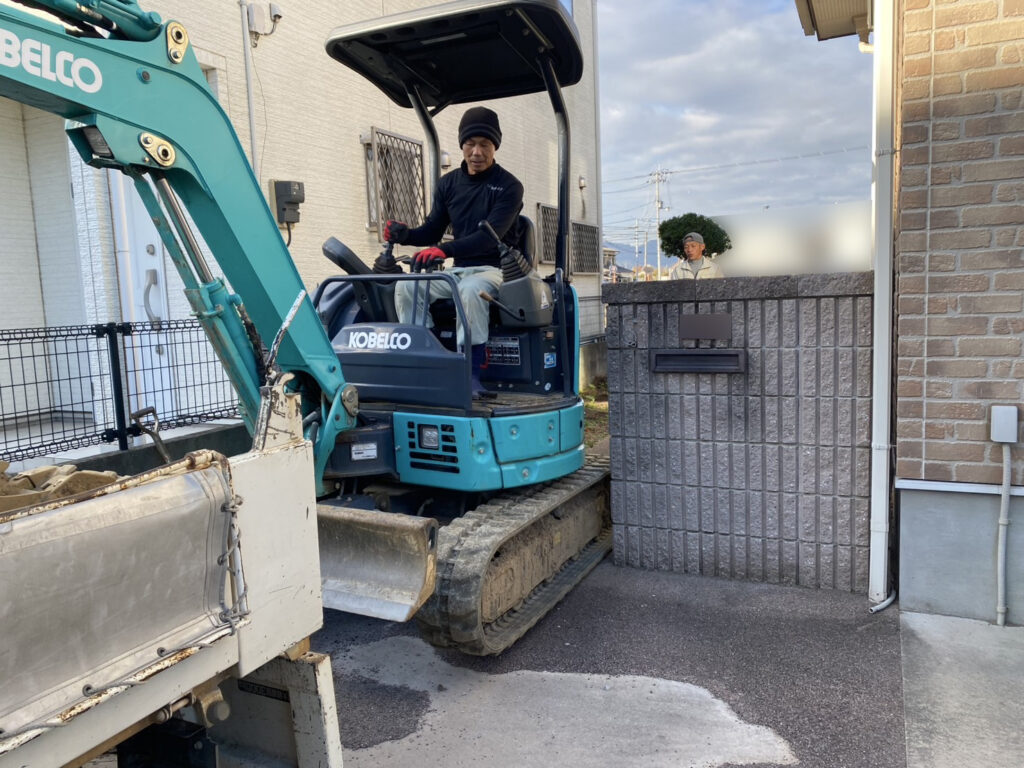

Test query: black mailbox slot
[649,349,746,374]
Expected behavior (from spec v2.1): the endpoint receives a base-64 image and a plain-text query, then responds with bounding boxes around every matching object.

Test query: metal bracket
[140,133,176,167]
[341,384,359,417]
[252,373,304,452]
[166,21,189,64]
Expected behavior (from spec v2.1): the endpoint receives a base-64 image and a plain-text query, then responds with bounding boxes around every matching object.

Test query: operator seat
[428,214,541,343]
[514,215,537,270]
[320,237,397,324]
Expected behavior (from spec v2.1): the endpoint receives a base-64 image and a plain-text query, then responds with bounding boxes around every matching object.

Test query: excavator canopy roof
[325,0,583,109]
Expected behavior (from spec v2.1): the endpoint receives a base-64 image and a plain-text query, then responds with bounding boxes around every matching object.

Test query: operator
[669,231,725,280]
[377,106,524,396]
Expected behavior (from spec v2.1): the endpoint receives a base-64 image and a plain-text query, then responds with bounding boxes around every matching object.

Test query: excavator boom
[0,0,353,490]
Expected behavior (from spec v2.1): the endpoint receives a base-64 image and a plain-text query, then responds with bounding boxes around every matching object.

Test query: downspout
[997,443,1012,625]
[238,0,260,179]
[592,0,603,273]
[868,0,897,605]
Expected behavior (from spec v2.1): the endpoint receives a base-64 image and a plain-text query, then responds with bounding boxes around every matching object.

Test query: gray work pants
[394,266,502,349]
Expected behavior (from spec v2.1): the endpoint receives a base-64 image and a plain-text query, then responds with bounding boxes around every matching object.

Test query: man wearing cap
[669,231,725,280]
[379,106,523,396]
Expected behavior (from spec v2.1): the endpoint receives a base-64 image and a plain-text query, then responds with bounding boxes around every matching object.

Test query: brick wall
[896,0,1024,484]
[603,273,874,592]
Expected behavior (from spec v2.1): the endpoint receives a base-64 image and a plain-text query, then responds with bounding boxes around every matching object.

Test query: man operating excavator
[376,106,524,396]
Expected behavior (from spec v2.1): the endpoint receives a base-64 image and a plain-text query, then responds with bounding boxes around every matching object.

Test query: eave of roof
[793,0,869,42]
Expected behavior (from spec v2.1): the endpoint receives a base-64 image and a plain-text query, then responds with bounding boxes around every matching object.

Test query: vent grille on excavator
[407,421,459,473]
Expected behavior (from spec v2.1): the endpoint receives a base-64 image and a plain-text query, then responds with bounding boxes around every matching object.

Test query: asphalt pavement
[313,562,909,768]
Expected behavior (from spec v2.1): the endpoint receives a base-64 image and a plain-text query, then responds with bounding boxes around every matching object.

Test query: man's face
[463,136,496,175]
[683,240,705,261]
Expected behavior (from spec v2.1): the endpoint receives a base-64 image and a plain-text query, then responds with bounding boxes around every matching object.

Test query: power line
[602,183,650,195]
[603,145,869,184]
[604,203,653,220]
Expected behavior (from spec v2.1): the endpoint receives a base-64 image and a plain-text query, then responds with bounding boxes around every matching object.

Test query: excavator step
[416,457,610,655]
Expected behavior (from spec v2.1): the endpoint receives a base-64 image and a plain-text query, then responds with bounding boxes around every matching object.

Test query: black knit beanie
[458,106,502,149]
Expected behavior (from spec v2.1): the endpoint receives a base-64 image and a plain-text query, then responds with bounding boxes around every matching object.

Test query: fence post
[94,322,135,451]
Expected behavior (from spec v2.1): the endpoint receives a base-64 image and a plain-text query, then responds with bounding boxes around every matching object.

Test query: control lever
[372,242,403,275]
[479,220,503,245]
[477,220,531,279]
[479,290,524,322]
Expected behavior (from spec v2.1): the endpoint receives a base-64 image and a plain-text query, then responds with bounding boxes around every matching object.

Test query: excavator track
[416,457,610,655]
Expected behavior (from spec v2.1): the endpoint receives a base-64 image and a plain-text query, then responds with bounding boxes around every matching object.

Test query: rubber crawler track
[416,457,610,655]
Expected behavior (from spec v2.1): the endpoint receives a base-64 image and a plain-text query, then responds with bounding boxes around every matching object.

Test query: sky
[596,0,874,248]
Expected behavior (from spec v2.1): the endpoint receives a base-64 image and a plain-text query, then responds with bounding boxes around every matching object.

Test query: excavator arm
[0,0,353,492]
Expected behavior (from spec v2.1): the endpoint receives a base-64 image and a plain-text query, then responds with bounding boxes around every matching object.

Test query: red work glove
[384,220,409,244]
[413,247,446,271]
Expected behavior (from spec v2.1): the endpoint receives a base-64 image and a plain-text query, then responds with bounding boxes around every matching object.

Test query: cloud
[598,0,872,228]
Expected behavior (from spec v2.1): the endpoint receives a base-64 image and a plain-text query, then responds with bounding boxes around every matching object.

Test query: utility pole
[643,229,649,281]
[651,167,668,280]
[633,219,640,278]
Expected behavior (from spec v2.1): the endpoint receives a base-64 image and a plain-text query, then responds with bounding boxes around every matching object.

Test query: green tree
[660,213,731,259]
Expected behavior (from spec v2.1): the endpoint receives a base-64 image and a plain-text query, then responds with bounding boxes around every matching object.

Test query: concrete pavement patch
[338,635,796,768]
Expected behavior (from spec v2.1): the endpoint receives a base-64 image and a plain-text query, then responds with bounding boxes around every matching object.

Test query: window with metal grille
[537,204,558,265]
[364,128,426,241]
[571,221,601,274]
[536,203,601,274]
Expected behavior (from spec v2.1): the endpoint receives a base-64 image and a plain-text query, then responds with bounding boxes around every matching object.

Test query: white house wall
[24,106,86,328]
[149,0,603,311]
[3,0,603,333]
[69,147,121,325]
[0,98,45,329]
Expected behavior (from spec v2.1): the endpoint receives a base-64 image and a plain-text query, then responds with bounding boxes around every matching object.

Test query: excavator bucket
[317,505,438,621]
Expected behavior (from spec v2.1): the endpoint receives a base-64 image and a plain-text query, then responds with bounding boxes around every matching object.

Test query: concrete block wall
[896,0,1024,485]
[603,273,874,592]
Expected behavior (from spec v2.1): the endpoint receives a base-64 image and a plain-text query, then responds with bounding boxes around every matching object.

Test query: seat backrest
[517,215,537,270]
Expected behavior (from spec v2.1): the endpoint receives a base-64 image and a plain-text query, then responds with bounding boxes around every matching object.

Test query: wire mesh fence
[1,320,239,463]
[122,320,239,431]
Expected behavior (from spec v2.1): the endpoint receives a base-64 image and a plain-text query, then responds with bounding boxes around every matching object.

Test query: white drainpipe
[997,443,1012,625]
[868,0,897,605]
[238,0,260,180]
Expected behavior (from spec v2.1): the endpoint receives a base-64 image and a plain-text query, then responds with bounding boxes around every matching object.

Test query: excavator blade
[317,504,438,622]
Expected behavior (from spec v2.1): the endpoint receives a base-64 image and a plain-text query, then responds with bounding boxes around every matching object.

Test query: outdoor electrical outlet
[990,405,1018,443]
[270,180,304,225]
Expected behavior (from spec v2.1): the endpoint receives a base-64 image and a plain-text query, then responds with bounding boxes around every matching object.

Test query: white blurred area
[711,200,871,277]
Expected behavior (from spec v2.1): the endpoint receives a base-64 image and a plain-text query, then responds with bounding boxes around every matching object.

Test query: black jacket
[404,161,524,268]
